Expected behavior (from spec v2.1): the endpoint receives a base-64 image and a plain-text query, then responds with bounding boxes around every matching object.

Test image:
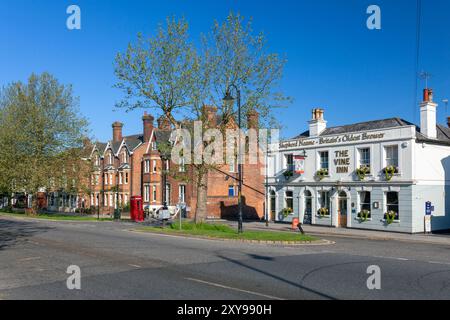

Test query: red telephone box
[130,196,144,222]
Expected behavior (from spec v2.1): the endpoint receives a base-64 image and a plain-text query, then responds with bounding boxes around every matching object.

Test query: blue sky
[1,0,449,141]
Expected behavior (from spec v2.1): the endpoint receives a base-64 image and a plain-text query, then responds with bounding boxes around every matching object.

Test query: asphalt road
[1,216,450,300]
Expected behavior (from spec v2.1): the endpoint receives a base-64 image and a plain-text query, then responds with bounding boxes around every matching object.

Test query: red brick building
[84,110,265,220]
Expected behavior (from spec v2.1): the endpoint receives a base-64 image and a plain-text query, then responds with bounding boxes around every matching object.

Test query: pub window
[319,151,329,171]
[285,154,294,171]
[384,192,399,220]
[318,191,330,211]
[285,191,294,210]
[359,148,371,169]
[358,191,371,218]
[385,145,399,168]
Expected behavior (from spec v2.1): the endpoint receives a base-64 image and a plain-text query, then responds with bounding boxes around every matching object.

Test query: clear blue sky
[1,0,449,141]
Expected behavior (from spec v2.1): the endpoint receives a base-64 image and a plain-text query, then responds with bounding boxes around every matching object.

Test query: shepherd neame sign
[279,132,386,149]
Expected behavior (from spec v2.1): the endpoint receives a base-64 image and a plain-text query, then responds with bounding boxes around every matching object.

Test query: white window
[319,151,329,171]
[359,148,371,169]
[95,155,100,166]
[385,192,399,220]
[144,185,150,202]
[109,194,113,207]
[122,152,127,163]
[104,194,108,206]
[124,194,128,205]
[152,160,157,173]
[151,142,157,151]
[165,184,171,205]
[179,185,186,203]
[144,160,150,173]
[152,185,157,202]
[285,191,294,210]
[358,191,371,218]
[229,156,236,173]
[125,172,129,184]
[109,173,113,185]
[119,173,123,185]
[179,157,186,172]
[385,145,399,167]
[318,191,330,211]
[108,152,113,165]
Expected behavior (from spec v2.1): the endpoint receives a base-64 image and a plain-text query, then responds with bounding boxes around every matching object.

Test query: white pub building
[267,89,450,233]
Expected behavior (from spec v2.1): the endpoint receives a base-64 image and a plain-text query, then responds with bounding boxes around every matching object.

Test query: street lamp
[223,84,243,234]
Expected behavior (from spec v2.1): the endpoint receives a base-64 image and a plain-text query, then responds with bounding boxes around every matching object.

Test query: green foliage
[384,166,398,181]
[316,169,328,180]
[281,207,293,218]
[358,209,371,222]
[385,211,397,225]
[0,73,89,201]
[318,207,329,217]
[356,166,370,181]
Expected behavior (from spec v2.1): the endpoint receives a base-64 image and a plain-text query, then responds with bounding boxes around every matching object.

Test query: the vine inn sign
[267,89,450,234]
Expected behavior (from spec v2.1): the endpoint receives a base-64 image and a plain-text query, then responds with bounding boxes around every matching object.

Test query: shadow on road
[218,254,338,300]
[0,218,51,251]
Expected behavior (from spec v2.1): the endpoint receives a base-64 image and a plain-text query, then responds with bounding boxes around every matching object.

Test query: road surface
[1,216,450,300]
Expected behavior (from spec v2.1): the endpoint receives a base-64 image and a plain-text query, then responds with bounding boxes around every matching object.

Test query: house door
[338,192,348,228]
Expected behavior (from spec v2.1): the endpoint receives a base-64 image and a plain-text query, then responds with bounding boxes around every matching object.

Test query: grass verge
[0,211,113,221]
[138,222,317,242]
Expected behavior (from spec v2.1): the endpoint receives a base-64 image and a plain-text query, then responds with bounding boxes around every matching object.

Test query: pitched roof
[292,117,450,146]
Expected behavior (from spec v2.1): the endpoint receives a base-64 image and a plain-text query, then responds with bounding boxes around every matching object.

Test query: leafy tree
[0,73,89,213]
[114,13,289,223]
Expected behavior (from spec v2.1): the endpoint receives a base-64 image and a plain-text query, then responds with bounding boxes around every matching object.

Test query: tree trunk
[194,170,208,224]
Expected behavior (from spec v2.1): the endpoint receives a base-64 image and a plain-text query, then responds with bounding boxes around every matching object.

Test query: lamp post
[223,84,243,234]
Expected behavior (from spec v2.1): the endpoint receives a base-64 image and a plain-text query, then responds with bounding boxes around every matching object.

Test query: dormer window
[122,151,128,164]
[108,152,113,165]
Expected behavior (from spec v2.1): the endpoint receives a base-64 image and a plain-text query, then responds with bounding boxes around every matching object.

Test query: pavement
[224,220,450,245]
[1,215,450,300]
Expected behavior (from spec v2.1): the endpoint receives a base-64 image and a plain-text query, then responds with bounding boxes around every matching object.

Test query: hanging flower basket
[317,207,329,218]
[384,166,398,181]
[356,166,371,181]
[283,170,294,180]
[358,209,371,222]
[385,210,397,225]
[316,169,328,181]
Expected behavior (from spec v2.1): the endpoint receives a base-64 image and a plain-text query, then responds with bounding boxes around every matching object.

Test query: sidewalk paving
[223,220,450,246]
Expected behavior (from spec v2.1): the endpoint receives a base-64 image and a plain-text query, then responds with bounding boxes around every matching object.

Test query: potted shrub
[384,166,398,181]
[356,166,370,181]
[317,207,329,218]
[358,209,371,222]
[316,168,328,181]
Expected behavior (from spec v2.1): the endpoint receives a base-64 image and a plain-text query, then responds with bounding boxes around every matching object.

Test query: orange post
[292,218,300,230]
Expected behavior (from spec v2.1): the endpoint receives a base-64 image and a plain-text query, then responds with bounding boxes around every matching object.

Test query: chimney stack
[142,112,154,142]
[247,110,259,129]
[157,115,172,130]
[309,108,327,137]
[420,88,438,139]
[112,122,123,142]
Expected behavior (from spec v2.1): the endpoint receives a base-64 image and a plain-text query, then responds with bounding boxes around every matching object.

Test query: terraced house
[267,89,450,233]
[83,109,265,220]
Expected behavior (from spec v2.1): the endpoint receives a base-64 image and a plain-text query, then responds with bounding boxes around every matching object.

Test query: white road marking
[128,264,142,268]
[18,257,41,262]
[428,261,450,266]
[185,277,284,300]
